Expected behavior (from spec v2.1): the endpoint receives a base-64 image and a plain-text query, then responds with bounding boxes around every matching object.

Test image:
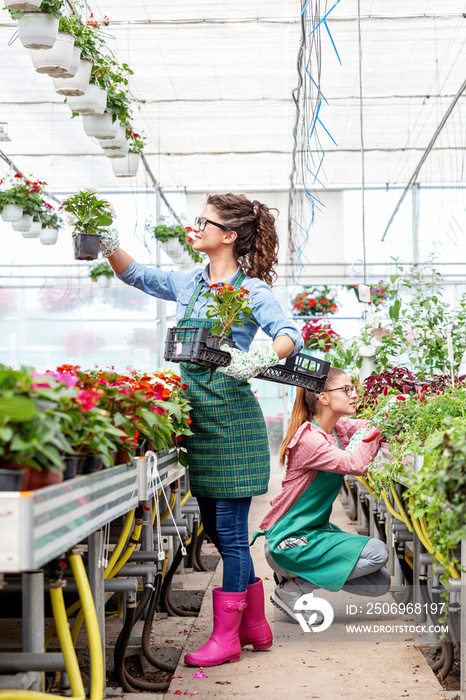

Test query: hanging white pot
[102,140,130,159]
[60,46,82,79]
[96,275,112,288]
[82,113,119,139]
[111,152,140,178]
[17,12,59,50]
[30,31,75,76]
[53,58,92,97]
[96,123,126,149]
[40,227,58,245]
[161,238,184,259]
[1,204,24,222]
[11,215,34,234]
[177,253,194,270]
[67,84,107,116]
[21,219,42,238]
[5,0,41,11]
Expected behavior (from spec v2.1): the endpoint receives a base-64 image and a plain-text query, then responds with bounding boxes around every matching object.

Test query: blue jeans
[196,496,257,592]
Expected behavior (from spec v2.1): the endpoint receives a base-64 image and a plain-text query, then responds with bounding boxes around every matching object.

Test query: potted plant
[5,176,45,233]
[150,220,203,264]
[29,28,75,76]
[66,52,127,116]
[0,174,26,222]
[111,129,145,177]
[89,260,114,287]
[292,284,339,317]
[8,0,65,50]
[62,189,114,260]
[53,14,106,94]
[165,283,254,368]
[301,319,341,353]
[83,86,132,139]
[39,204,64,245]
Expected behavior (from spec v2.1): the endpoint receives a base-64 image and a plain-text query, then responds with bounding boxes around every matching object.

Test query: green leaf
[0,396,38,422]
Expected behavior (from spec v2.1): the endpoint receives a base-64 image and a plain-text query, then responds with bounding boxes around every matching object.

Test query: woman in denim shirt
[101,193,302,667]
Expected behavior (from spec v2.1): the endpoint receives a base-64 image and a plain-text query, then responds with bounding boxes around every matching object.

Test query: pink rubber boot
[238,577,273,649]
[184,588,247,667]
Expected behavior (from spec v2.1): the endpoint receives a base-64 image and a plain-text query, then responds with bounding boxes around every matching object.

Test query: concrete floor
[123,473,450,700]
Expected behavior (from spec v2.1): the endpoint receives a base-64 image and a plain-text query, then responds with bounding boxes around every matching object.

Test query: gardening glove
[217,343,279,381]
[99,227,120,257]
[346,427,382,452]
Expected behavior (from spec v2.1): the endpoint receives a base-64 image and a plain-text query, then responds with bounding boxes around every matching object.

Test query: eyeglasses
[324,385,358,397]
[193,216,230,232]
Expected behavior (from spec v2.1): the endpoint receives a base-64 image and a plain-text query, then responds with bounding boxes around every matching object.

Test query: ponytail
[278,368,347,465]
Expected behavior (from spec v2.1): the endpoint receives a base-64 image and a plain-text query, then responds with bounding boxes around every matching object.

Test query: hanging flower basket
[161,237,185,259]
[40,227,58,245]
[29,31,75,76]
[73,233,100,260]
[82,113,118,139]
[53,58,92,96]
[67,84,107,116]
[5,0,41,11]
[292,284,339,317]
[111,152,140,178]
[102,140,129,159]
[59,46,82,79]
[96,123,126,149]
[21,219,42,238]
[97,274,112,288]
[11,214,33,233]
[1,204,23,222]
[16,12,59,50]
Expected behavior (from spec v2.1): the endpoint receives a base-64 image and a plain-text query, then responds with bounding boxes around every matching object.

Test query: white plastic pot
[97,275,112,288]
[67,84,107,116]
[161,238,185,259]
[111,152,140,178]
[11,214,34,233]
[30,31,75,76]
[5,0,41,11]
[96,124,126,149]
[1,204,23,222]
[60,46,82,79]
[102,140,130,159]
[22,219,42,238]
[53,58,92,97]
[17,12,59,50]
[40,227,58,245]
[82,113,119,139]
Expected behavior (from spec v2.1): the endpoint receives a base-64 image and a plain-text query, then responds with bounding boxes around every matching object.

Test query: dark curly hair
[206,193,279,287]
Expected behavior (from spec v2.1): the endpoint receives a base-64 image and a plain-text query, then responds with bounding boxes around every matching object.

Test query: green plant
[58,13,106,61]
[40,209,64,229]
[202,283,255,341]
[89,260,114,281]
[90,54,133,91]
[105,87,133,129]
[292,284,339,317]
[126,128,146,154]
[346,280,394,307]
[62,189,114,235]
[8,0,64,19]
[0,175,45,215]
[150,221,203,263]
[365,261,466,377]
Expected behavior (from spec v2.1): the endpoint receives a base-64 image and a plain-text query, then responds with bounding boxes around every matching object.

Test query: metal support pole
[412,183,419,267]
[22,570,44,692]
[87,530,106,692]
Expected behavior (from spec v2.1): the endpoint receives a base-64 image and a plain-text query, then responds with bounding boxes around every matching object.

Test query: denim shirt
[117,260,303,354]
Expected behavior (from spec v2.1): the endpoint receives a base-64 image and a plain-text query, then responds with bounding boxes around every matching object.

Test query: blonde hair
[278,368,347,465]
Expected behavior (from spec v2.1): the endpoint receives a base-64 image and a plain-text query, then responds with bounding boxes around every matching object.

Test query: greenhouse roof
[0,0,465,193]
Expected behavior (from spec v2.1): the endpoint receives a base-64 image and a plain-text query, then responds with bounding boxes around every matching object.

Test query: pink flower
[76,389,101,411]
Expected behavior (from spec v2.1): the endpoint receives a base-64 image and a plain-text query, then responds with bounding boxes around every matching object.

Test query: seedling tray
[164,325,234,369]
[256,351,330,392]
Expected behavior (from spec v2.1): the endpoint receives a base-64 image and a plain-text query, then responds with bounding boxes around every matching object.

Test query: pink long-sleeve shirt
[259,417,380,532]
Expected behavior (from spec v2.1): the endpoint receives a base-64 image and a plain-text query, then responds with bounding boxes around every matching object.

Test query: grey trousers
[265,537,391,597]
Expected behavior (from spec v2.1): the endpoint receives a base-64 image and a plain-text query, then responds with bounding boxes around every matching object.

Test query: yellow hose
[389,483,413,532]
[71,608,85,646]
[407,500,460,579]
[356,475,379,499]
[0,584,86,700]
[180,489,191,507]
[381,489,406,524]
[105,509,135,579]
[108,518,143,577]
[69,552,104,700]
[159,489,177,524]
[44,599,82,650]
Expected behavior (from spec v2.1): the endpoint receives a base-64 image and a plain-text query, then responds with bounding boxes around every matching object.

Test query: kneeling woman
[259,367,390,622]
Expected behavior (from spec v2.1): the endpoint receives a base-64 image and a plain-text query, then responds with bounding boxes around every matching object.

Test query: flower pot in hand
[73,232,101,261]
[111,152,140,178]
[67,84,107,116]
[17,12,59,50]
[30,31,75,76]
[1,204,23,222]
[53,58,92,96]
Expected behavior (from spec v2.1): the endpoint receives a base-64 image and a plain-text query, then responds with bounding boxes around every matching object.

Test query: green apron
[179,271,270,499]
[262,424,369,591]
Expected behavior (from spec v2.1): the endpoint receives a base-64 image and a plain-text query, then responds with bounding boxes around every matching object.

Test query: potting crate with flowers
[165,281,330,391]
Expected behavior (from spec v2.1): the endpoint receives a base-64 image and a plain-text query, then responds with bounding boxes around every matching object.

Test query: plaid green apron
[179,271,270,498]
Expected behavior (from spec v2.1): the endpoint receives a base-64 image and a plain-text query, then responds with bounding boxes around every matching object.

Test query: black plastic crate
[164,325,234,369]
[256,351,330,392]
